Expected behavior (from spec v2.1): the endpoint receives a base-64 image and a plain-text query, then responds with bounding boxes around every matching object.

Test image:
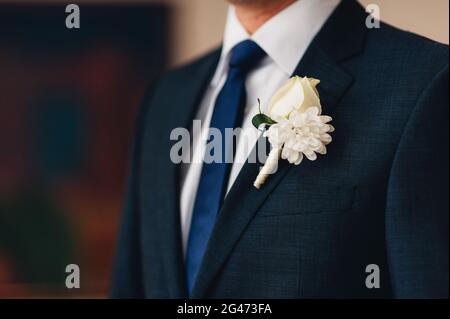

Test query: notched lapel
[294,43,354,117]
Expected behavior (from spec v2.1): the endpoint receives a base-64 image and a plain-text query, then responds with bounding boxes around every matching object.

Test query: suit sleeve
[385,65,449,298]
[110,88,153,298]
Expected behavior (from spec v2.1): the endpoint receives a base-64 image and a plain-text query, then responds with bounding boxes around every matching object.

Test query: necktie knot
[229,40,266,73]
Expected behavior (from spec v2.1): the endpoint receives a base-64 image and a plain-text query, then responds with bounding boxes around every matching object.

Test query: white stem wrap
[253,147,282,189]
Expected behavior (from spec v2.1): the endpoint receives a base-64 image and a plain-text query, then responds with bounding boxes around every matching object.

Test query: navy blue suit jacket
[111,0,449,298]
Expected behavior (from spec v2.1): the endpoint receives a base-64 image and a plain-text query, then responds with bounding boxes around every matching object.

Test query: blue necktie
[185,40,266,294]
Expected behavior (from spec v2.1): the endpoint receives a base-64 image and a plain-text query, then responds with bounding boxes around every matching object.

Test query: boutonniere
[252,76,334,189]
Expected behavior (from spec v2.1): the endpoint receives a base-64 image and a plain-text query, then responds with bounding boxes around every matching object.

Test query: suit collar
[313,0,368,62]
[191,0,368,298]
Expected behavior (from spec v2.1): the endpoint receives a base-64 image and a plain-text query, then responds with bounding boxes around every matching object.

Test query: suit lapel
[149,49,221,298]
[191,0,368,298]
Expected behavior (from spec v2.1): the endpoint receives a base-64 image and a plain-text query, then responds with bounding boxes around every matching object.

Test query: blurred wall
[0,2,168,298]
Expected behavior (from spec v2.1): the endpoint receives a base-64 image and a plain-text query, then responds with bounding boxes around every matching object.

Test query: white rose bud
[268,76,321,120]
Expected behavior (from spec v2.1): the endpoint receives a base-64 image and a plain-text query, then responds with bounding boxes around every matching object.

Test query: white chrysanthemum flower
[264,106,334,165]
[253,76,334,189]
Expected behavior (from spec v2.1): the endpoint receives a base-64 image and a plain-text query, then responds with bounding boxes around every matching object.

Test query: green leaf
[252,113,277,129]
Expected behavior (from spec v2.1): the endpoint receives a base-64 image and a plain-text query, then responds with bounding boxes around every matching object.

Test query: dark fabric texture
[111,0,449,299]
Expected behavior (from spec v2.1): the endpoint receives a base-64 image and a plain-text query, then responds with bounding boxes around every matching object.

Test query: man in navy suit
[111,0,448,298]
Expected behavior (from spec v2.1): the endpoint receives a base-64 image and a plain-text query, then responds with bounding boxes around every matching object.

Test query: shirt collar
[212,0,341,86]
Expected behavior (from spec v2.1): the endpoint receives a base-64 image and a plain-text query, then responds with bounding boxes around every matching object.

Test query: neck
[234,0,297,34]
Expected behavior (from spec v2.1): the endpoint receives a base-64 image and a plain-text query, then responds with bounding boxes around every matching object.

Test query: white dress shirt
[180,0,341,252]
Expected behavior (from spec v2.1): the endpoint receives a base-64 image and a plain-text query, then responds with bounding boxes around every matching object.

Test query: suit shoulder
[138,48,221,124]
[139,48,220,116]
[157,48,221,86]
[366,22,448,73]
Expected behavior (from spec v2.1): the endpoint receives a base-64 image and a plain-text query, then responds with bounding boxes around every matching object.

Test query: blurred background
[0,0,448,298]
